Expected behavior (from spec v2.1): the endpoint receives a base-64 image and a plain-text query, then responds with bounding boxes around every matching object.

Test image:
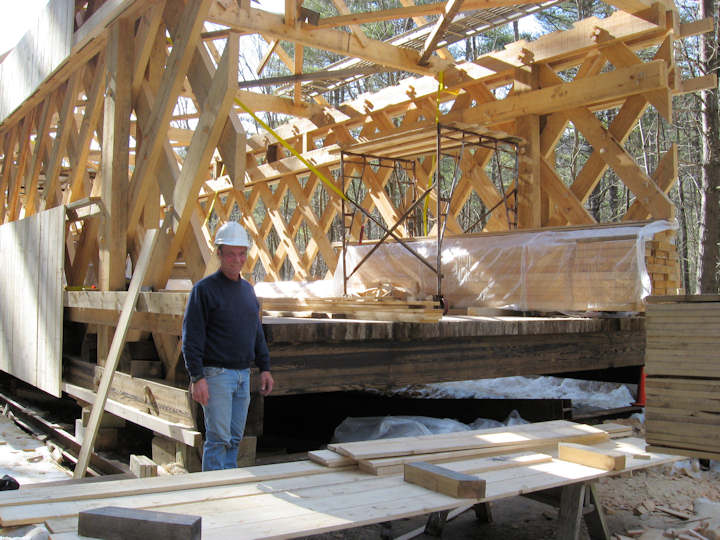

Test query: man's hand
[191,378,209,406]
[260,371,274,396]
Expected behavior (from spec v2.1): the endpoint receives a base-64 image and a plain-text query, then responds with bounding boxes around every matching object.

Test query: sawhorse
[418,480,609,540]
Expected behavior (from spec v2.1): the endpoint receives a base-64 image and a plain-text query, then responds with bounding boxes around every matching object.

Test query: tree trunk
[695,0,720,293]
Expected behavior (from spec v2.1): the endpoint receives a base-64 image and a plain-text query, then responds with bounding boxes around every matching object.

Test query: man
[182,221,274,471]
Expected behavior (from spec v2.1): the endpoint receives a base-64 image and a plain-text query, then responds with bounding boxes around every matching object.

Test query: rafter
[207,2,449,76]
[419,0,464,65]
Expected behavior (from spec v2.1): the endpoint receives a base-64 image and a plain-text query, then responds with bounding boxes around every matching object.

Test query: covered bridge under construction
[0,0,714,470]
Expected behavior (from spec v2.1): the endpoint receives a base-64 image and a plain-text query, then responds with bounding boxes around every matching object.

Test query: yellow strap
[203,190,219,229]
[234,97,348,202]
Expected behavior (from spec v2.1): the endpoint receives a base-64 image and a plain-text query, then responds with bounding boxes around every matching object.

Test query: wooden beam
[127,0,213,239]
[256,39,279,75]
[68,53,107,203]
[165,5,247,191]
[151,33,240,289]
[404,461,486,499]
[515,66,541,228]
[22,97,54,217]
[63,382,200,446]
[131,1,166,101]
[568,107,674,219]
[43,70,83,210]
[99,18,132,292]
[540,157,595,225]
[456,61,667,127]
[236,90,322,118]
[330,0,370,48]
[314,0,549,28]
[0,127,19,223]
[6,114,35,222]
[624,144,677,221]
[557,442,626,471]
[419,0,464,65]
[294,42,304,105]
[74,228,160,479]
[285,0,298,27]
[207,3,449,76]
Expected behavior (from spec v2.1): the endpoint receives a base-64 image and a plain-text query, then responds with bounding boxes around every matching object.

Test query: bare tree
[696,0,720,293]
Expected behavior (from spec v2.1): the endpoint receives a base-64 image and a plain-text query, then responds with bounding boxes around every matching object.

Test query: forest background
[219,0,720,294]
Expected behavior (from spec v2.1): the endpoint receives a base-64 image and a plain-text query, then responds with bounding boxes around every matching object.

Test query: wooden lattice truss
[0,0,714,294]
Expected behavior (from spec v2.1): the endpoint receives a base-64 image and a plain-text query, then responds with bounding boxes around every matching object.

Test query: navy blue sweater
[182,271,270,381]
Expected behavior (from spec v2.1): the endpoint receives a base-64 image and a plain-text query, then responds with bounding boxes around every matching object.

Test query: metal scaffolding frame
[339,125,520,305]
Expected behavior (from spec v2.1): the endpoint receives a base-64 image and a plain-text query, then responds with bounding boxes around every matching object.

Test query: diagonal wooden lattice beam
[43,70,84,211]
[24,97,55,217]
[568,107,674,219]
[6,114,35,222]
[624,144,677,221]
[127,0,213,239]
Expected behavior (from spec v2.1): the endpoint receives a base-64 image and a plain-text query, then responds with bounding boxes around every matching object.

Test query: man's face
[219,245,247,279]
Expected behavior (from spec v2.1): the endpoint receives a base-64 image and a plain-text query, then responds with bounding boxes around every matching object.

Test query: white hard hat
[214,221,250,247]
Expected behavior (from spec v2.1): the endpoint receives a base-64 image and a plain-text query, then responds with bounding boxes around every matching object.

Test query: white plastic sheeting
[333,220,676,312]
[397,376,637,414]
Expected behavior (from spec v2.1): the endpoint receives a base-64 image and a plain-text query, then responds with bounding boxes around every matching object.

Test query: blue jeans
[201,367,251,471]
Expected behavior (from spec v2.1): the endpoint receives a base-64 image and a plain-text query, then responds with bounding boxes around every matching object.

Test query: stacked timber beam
[645,295,720,460]
[0,421,679,539]
[646,230,683,296]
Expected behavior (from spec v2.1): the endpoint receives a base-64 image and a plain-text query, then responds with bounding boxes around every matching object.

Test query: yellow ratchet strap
[234,97,348,202]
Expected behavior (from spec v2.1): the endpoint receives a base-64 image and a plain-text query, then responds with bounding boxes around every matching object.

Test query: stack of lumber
[342,223,676,313]
[645,295,720,460]
[260,297,443,322]
[0,421,677,540]
[310,420,634,475]
[645,229,683,296]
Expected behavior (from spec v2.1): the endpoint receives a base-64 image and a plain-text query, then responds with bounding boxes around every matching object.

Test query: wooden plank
[75,229,160,478]
[404,461,487,499]
[63,382,200,446]
[557,442,626,471]
[307,450,356,468]
[44,438,677,540]
[359,435,603,476]
[0,460,352,510]
[0,206,64,396]
[329,420,609,460]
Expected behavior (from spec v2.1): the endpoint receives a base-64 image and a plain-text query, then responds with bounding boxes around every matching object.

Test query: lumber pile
[0,421,677,540]
[259,297,443,322]
[342,222,678,313]
[645,295,720,460]
[311,420,634,476]
[645,230,683,296]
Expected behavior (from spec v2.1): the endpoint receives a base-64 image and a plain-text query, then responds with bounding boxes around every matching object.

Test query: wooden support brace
[74,229,160,479]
